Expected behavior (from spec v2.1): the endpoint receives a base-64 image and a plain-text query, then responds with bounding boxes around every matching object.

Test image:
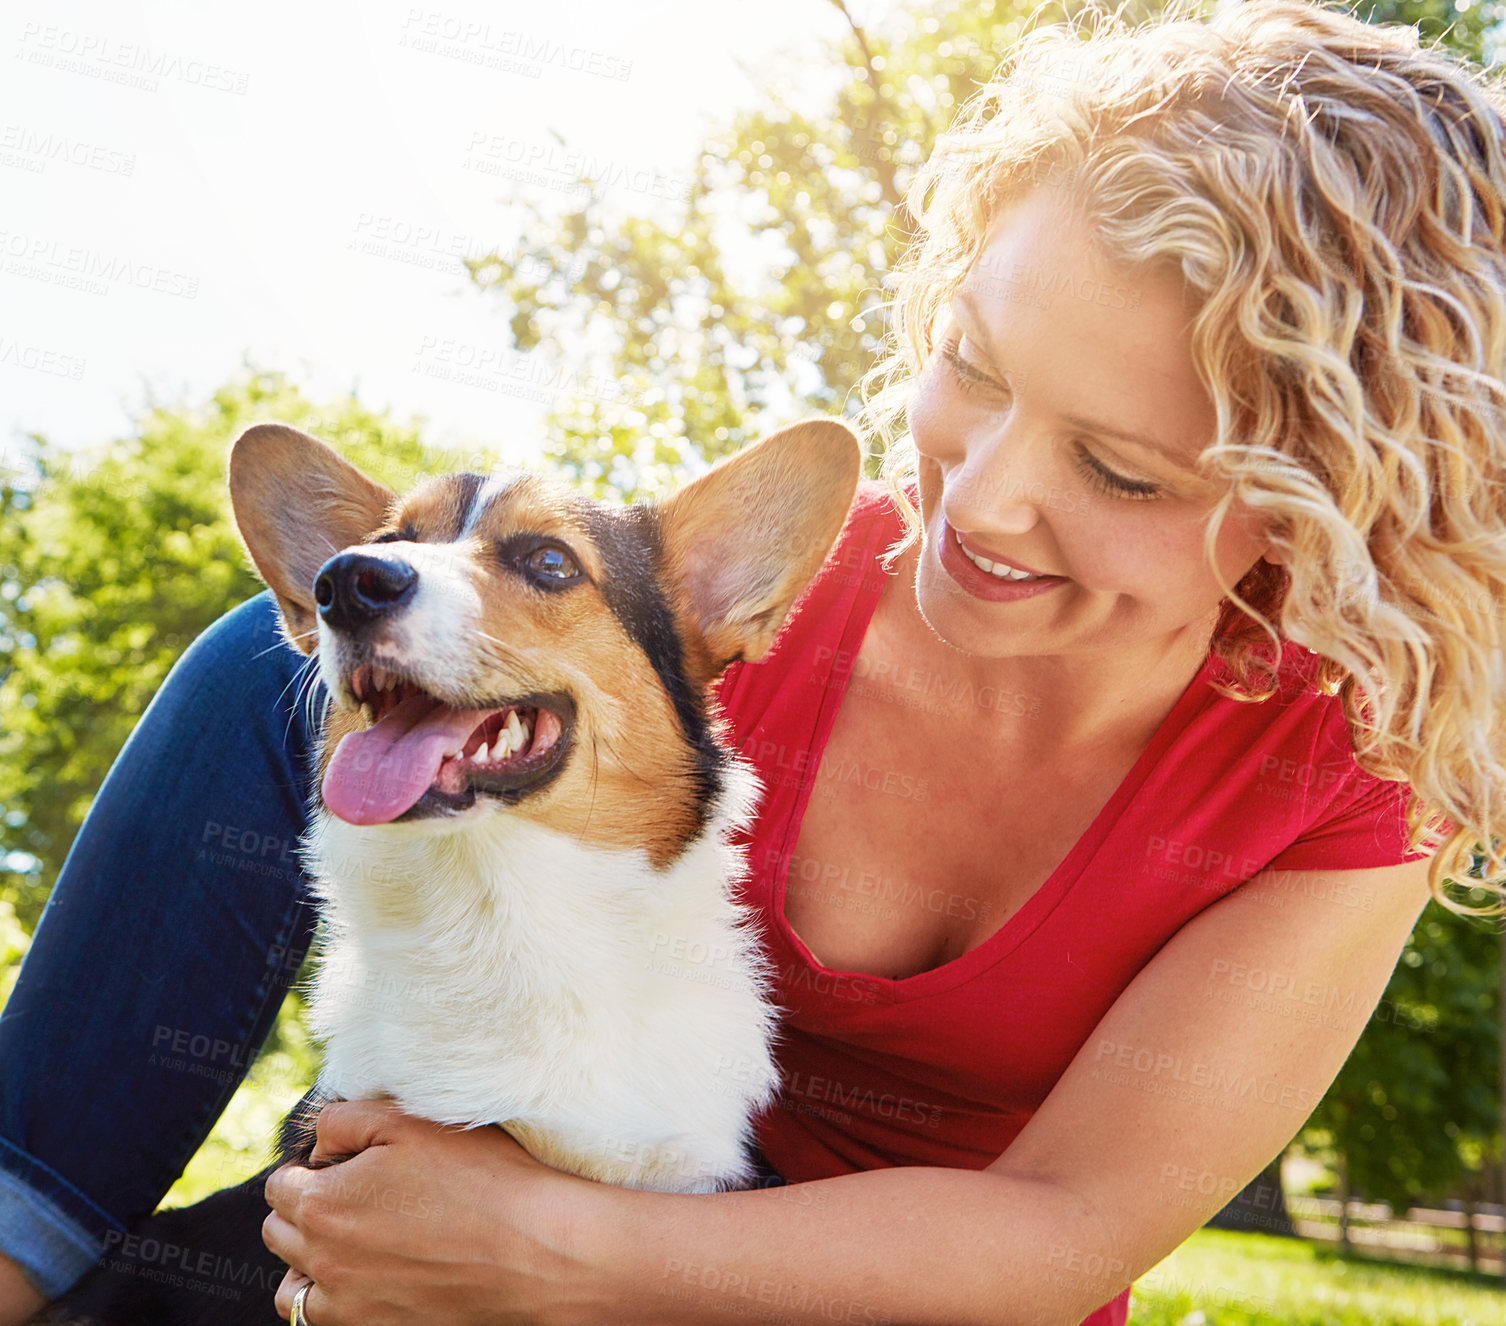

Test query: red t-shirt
[712,483,1420,1326]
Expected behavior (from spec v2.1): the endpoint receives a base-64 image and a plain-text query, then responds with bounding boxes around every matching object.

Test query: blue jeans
[0,592,319,1298]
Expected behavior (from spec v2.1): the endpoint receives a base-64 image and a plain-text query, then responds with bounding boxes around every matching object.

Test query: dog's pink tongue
[323,693,496,825]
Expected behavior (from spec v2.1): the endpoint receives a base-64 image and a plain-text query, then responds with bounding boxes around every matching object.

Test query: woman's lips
[937,520,1067,602]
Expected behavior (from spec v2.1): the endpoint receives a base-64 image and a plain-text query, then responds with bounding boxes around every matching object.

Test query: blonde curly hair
[863,0,1506,910]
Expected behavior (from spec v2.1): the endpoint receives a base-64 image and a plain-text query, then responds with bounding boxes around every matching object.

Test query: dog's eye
[523,544,581,583]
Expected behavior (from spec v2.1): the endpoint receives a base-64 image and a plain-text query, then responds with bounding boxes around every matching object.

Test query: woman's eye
[939,336,1006,394]
[524,545,581,581]
[1073,445,1163,501]
[936,329,1164,501]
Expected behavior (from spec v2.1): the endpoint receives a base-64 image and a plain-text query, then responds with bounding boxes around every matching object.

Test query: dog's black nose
[315,553,418,632]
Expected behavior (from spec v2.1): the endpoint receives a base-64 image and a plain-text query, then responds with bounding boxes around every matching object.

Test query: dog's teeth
[360,701,375,725]
[506,711,525,746]
[474,741,490,763]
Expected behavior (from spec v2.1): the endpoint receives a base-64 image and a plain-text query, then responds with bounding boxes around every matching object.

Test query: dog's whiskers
[302,666,330,741]
[585,732,601,834]
[473,630,529,669]
[592,727,667,790]
[269,650,318,742]
[279,654,327,751]
[253,632,311,662]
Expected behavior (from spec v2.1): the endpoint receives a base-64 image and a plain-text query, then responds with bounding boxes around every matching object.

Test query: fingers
[309,1095,405,1167]
[273,1267,320,1323]
[263,1103,407,1325]
[264,1157,317,1219]
[262,1202,308,1272]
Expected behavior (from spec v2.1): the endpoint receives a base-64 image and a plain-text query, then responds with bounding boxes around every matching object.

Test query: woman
[3,2,1503,1323]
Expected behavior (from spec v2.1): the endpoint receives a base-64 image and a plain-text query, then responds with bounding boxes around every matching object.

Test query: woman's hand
[263,1098,599,1325]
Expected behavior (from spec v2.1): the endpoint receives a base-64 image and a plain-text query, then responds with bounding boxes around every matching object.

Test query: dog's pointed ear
[657,419,861,681]
[228,423,394,655]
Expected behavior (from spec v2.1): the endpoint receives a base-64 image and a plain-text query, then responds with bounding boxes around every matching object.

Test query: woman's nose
[942,419,1051,535]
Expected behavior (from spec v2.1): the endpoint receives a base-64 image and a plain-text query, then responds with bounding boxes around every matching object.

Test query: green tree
[0,372,474,940]
[1356,0,1506,66]
[1306,897,1503,1217]
[464,0,1180,498]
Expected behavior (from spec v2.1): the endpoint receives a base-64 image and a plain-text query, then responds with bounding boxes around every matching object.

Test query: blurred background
[3,2,1504,1320]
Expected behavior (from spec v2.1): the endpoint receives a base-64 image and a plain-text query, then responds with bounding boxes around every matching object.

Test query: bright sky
[1,0,880,470]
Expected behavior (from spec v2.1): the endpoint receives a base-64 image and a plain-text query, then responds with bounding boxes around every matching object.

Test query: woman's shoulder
[1193,642,1366,770]
[1166,642,1418,869]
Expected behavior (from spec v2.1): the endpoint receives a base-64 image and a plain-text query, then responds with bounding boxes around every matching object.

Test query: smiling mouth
[321,664,574,825]
[953,529,1053,581]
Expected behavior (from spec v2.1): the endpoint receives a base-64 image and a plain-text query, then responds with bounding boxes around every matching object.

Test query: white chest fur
[299,765,781,1193]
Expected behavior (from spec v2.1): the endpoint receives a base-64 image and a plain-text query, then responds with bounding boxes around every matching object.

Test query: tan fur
[228,424,395,655]
[658,420,862,680]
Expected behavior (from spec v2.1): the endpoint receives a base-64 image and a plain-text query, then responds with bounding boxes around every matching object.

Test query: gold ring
[291,1281,315,1326]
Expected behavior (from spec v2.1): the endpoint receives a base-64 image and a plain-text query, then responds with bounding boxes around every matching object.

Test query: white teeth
[464,711,536,766]
[955,530,1041,580]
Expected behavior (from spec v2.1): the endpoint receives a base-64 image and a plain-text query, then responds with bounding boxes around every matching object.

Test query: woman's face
[908,187,1273,663]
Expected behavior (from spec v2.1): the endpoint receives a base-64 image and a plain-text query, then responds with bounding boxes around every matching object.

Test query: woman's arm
[265,856,1432,1326]
[568,856,1434,1325]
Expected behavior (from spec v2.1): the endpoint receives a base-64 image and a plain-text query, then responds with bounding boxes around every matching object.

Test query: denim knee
[0,591,321,1296]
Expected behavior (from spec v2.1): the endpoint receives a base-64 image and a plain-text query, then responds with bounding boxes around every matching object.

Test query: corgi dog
[34,418,859,1325]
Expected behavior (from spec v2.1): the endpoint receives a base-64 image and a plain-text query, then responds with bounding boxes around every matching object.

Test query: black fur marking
[582,503,728,828]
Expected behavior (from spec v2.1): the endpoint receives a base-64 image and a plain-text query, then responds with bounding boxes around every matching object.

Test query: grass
[1131,1228,1506,1325]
